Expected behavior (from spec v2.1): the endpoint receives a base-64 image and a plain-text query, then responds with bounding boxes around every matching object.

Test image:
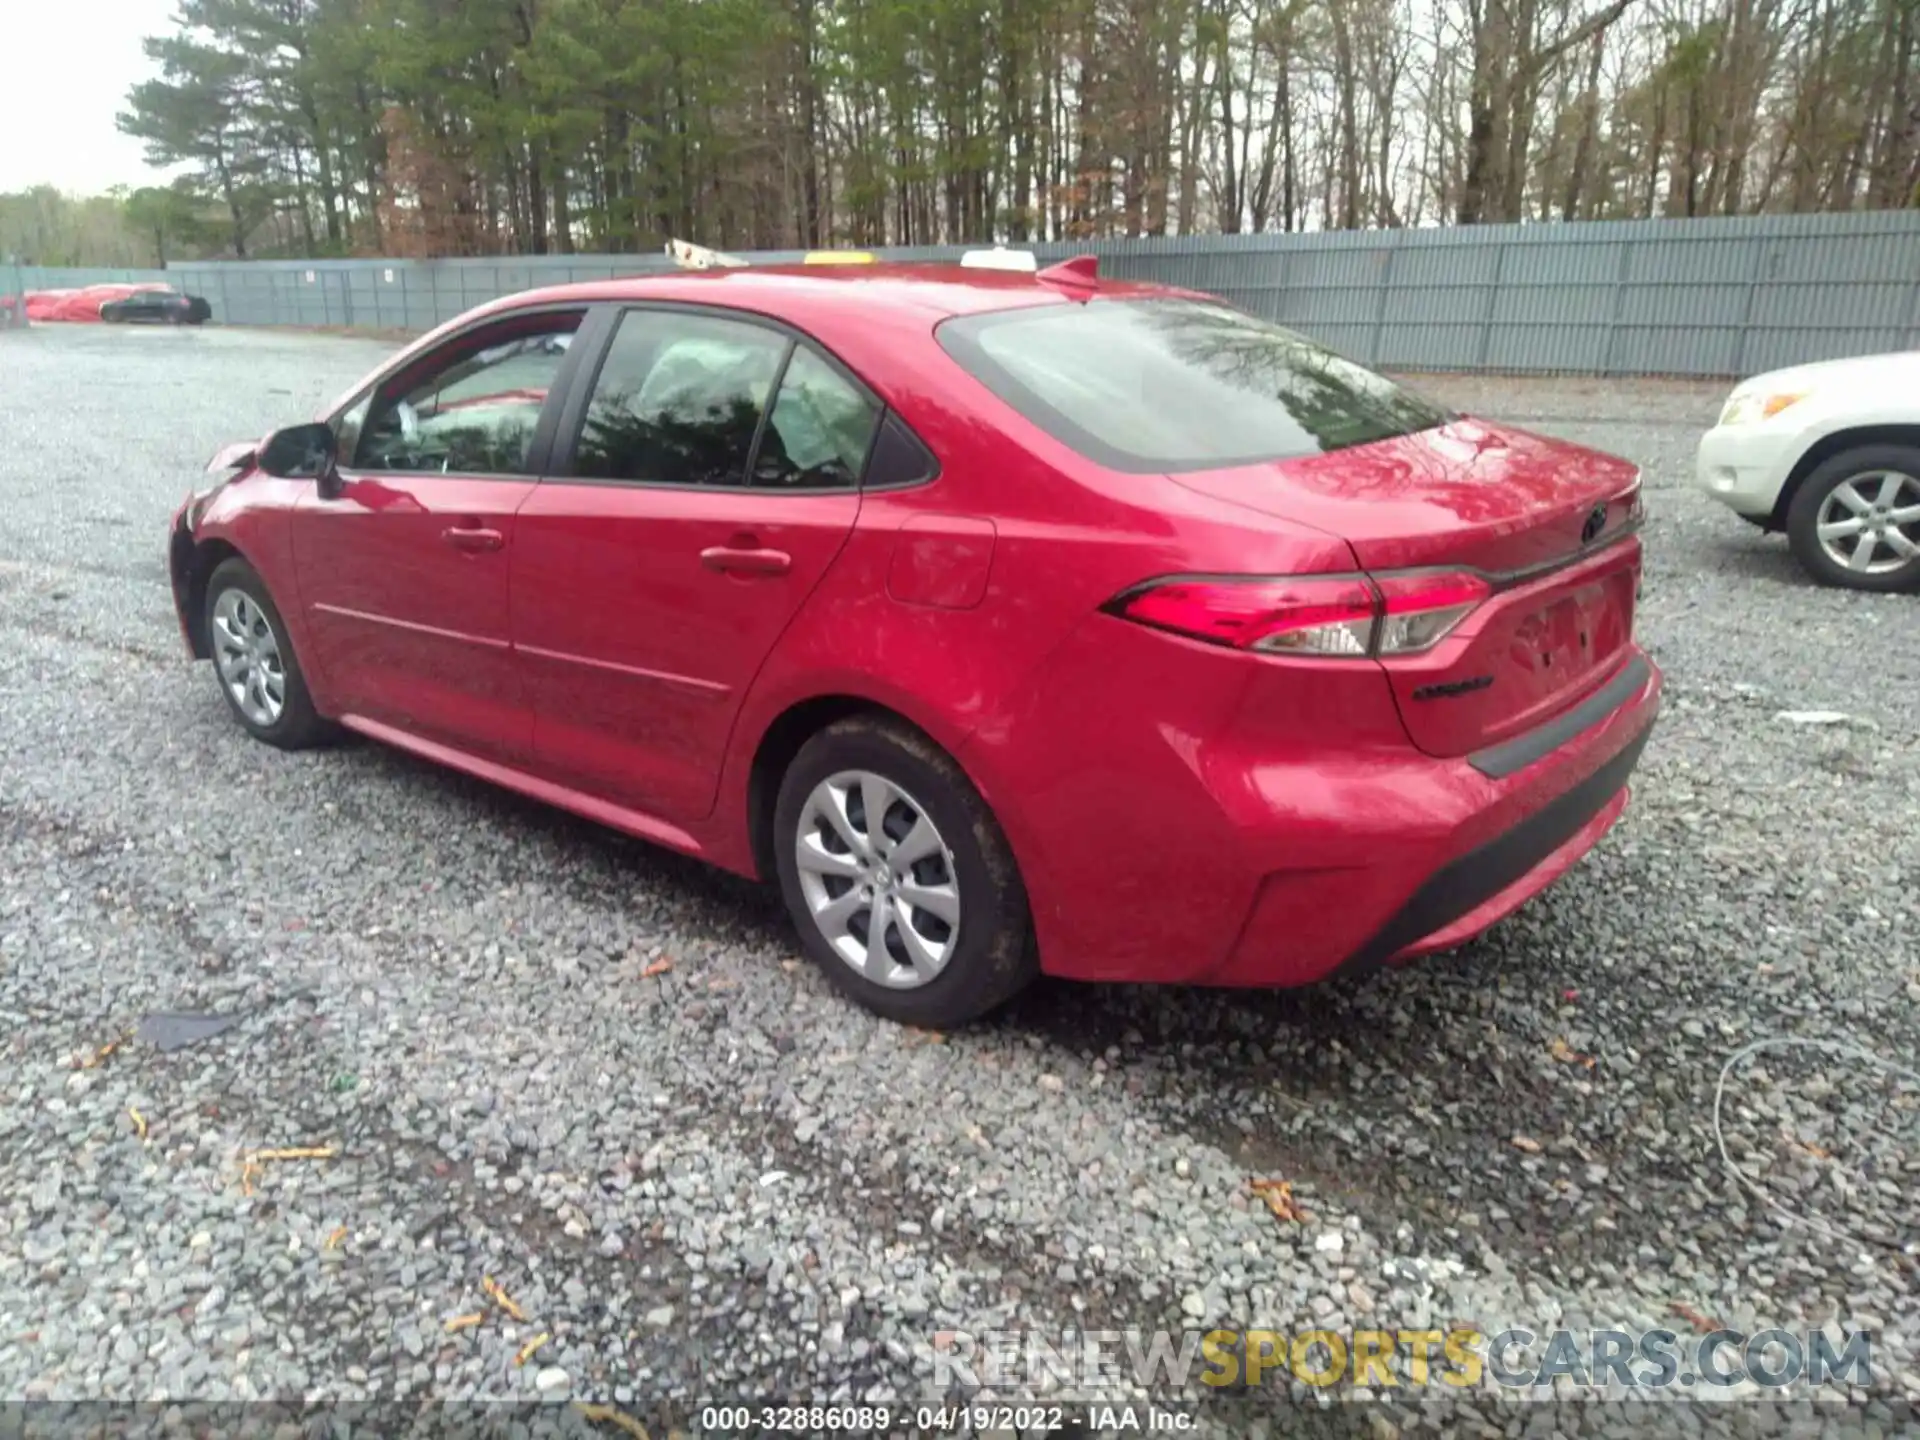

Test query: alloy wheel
[793,770,961,989]
[1814,471,1920,576]
[211,587,287,727]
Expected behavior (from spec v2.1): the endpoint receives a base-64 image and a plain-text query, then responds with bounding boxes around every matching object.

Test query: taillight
[1372,571,1491,653]
[1110,570,1489,658]
[1112,577,1377,655]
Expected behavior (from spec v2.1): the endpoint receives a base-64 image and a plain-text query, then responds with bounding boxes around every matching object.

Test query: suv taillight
[1110,571,1490,658]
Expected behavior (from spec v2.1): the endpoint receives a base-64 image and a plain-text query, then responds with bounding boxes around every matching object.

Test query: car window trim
[545,300,900,496]
[334,302,593,483]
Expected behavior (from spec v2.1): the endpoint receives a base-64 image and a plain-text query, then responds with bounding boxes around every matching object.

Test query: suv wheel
[1786,444,1920,592]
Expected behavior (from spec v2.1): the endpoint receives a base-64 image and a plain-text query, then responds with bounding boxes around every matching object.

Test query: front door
[291,308,583,760]
[513,306,881,821]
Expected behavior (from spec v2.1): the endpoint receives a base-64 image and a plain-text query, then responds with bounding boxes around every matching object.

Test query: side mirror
[258,422,338,484]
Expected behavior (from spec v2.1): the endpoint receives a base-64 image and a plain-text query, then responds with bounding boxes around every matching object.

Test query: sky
[1,0,177,194]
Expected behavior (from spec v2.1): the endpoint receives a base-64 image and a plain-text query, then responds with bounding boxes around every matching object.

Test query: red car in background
[168,259,1660,1026]
[26,283,211,323]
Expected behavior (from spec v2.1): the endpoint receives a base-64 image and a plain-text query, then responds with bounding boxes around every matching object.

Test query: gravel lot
[2,324,1916,1436]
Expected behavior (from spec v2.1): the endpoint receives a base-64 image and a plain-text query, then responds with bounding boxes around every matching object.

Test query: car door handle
[700,546,791,577]
[443,525,505,553]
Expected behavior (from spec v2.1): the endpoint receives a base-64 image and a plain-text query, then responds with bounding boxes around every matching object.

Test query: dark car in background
[100,288,212,325]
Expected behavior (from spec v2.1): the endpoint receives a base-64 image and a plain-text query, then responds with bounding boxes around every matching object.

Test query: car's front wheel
[203,558,329,749]
[1786,444,1920,592]
[773,716,1037,1026]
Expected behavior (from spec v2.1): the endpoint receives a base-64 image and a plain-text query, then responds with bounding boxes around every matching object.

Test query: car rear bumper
[1208,651,1658,986]
[970,622,1661,989]
[1695,424,1793,517]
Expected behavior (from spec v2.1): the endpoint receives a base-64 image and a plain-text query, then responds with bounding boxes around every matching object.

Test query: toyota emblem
[1581,503,1608,544]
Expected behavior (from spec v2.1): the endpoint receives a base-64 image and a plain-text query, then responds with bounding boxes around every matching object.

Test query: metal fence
[18,265,170,290]
[0,259,25,332]
[24,210,1920,377]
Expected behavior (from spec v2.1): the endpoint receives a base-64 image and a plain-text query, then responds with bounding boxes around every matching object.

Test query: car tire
[773,715,1037,1027]
[1786,445,1920,593]
[203,558,330,749]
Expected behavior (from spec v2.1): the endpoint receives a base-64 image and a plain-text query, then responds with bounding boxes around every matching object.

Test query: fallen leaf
[75,1030,132,1070]
[1669,1301,1723,1335]
[325,1225,347,1251]
[1248,1176,1311,1223]
[481,1276,529,1322]
[128,1108,148,1143]
[1511,1135,1543,1154]
[513,1332,551,1367]
[906,1027,947,1044]
[444,1313,485,1333]
[1548,1037,1597,1070]
[1785,1134,1834,1161]
[640,959,673,978]
[573,1402,653,1440]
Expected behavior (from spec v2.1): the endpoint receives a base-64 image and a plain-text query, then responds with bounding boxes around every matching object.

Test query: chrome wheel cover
[211,587,287,727]
[794,770,961,989]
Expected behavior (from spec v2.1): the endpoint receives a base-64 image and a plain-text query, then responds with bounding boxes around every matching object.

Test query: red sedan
[168,258,1660,1026]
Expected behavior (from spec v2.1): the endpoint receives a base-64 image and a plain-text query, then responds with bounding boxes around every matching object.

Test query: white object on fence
[666,239,749,271]
[961,246,1038,272]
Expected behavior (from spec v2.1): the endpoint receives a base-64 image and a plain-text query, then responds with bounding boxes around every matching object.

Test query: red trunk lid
[1168,419,1644,758]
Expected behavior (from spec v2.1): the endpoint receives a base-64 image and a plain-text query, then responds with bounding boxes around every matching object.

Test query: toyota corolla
[168,257,1661,1026]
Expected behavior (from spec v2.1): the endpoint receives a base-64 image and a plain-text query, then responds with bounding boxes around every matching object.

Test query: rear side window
[573,310,786,487]
[754,346,880,489]
[572,309,880,490]
[937,299,1451,473]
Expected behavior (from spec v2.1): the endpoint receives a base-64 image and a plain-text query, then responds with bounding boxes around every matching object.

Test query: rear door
[291,307,585,760]
[513,304,877,822]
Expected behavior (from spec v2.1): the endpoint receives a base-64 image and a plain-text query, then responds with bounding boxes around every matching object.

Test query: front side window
[573,311,789,487]
[354,311,581,475]
[937,299,1451,473]
[332,393,371,466]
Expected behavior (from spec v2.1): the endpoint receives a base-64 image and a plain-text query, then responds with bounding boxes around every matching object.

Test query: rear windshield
[937,299,1451,472]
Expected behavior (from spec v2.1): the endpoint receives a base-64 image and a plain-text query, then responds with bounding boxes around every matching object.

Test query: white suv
[1696,350,1920,591]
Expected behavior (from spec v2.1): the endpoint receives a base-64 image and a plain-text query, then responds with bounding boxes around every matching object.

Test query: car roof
[481,261,1186,321]
[331,261,1203,420]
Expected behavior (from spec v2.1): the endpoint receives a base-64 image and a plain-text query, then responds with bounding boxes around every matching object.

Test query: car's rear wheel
[773,716,1036,1026]
[1786,445,1920,592]
[204,558,329,749]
